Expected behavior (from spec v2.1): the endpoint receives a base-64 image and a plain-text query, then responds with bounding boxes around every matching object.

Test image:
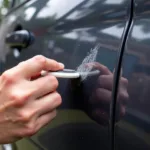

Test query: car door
[114,0,150,150]
[0,0,132,150]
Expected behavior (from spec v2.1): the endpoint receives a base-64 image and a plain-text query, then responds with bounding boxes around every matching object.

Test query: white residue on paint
[77,44,100,81]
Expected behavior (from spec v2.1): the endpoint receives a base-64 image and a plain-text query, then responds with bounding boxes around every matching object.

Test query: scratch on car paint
[76,44,100,81]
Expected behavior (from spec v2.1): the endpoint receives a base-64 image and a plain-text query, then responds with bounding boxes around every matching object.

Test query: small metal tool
[41,69,100,79]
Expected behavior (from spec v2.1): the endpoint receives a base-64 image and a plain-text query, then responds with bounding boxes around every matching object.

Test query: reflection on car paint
[115,0,150,150]
[76,44,99,81]
[0,0,132,150]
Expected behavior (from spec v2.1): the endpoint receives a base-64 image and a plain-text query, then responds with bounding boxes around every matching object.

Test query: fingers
[36,110,57,130]
[17,55,64,79]
[119,77,128,91]
[86,62,112,75]
[98,75,113,91]
[16,110,57,138]
[94,63,112,75]
[93,77,128,104]
[90,88,112,104]
[35,92,61,117]
[30,75,59,98]
[118,90,129,105]
[0,55,64,142]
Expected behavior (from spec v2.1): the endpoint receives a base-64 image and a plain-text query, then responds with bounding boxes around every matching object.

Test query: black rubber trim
[110,0,134,150]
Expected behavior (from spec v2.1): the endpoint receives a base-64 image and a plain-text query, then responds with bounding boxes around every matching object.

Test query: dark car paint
[115,0,150,150]
[2,1,130,149]
[0,0,149,150]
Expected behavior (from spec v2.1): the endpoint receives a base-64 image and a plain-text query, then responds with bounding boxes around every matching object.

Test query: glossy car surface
[0,0,150,150]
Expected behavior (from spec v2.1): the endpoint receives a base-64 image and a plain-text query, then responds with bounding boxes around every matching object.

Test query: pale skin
[0,55,129,143]
[0,55,64,144]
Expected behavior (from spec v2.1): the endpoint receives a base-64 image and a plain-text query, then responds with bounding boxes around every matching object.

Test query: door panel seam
[110,0,134,150]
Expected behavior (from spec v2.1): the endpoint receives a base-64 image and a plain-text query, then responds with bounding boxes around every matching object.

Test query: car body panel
[115,0,150,150]
[0,0,132,150]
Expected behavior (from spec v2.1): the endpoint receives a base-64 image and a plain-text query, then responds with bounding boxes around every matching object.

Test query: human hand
[85,62,129,125]
[0,55,64,144]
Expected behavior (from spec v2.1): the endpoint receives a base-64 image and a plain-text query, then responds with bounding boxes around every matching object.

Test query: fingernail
[59,63,65,68]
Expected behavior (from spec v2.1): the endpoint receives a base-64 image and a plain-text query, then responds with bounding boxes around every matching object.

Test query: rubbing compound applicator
[41,44,101,80]
[41,69,100,80]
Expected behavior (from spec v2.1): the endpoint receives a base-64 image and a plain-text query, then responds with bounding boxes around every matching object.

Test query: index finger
[86,62,112,75]
[17,55,64,78]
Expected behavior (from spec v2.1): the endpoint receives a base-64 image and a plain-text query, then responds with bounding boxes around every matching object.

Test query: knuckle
[99,75,106,83]
[10,94,23,104]
[18,111,33,122]
[55,93,62,105]
[119,91,125,98]
[18,61,25,66]
[18,111,30,122]
[50,59,57,64]
[99,75,105,80]
[10,93,29,106]
[34,55,45,60]
[2,71,15,84]
[34,55,46,67]
[122,78,128,84]
[103,66,109,72]
[119,91,129,100]
[51,59,59,68]
[49,76,59,89]
[25,123,36,136]
[17,61,26,68]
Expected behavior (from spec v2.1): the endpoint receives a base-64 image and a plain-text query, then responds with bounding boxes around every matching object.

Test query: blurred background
[0,0,11,22]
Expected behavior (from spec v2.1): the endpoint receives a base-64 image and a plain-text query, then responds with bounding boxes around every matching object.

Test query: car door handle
[5,30,35,49]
